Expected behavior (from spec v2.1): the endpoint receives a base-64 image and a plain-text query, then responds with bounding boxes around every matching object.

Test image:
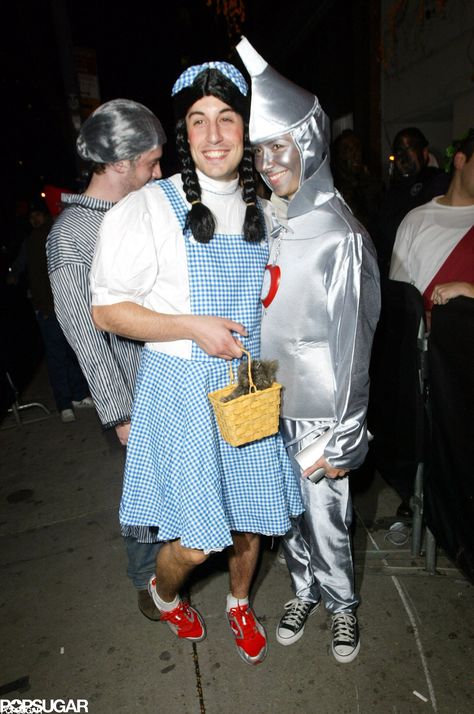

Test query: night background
[7,0,380,400]
[15,0,380,205]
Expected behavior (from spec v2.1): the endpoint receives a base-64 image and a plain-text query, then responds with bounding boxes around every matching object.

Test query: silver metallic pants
[280,418,359,614]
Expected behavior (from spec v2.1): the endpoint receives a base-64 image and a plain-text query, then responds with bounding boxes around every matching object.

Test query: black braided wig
[173,68,263,244]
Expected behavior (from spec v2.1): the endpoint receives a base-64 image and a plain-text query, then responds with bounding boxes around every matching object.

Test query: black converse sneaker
[331,612,360,663]
[276,598,320,645]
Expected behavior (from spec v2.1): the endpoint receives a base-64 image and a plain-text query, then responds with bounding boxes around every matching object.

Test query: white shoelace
[281,598,313,628]
[331,613,357,643]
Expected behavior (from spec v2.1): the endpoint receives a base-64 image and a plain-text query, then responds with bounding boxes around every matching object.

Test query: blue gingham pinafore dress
[119,180,303,553]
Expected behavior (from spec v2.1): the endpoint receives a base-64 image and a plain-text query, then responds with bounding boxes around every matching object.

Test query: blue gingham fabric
[171,61,248,97]
[120,180,303,552]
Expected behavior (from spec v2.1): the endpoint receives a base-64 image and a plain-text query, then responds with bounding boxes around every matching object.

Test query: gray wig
[77,98,166,164]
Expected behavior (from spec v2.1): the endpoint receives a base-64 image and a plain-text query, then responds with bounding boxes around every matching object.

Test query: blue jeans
[36,311,89,411]
[124,537,162,590]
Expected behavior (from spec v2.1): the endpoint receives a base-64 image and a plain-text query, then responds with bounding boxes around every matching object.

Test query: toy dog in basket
[221,358,278,402]
[208,351,282,447]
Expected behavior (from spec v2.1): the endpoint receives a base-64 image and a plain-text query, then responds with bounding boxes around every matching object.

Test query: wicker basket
[208,350,281,447]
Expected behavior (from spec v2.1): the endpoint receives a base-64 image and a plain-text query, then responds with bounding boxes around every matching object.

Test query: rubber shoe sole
[227,606,268,665]
[235,636,268,665]
[332,637,361,663]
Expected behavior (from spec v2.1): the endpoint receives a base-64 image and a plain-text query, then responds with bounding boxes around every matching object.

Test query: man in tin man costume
[237,37,381,662]
[90,60,303,665]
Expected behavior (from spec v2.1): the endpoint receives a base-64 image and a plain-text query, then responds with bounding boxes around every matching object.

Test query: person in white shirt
[390,129,474,328]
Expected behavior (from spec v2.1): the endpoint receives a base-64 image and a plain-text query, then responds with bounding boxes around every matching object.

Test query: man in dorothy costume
[237,37,381,663]
[90,60,303,666]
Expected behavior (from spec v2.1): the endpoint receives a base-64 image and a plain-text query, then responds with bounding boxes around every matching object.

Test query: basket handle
[228,348,257,393]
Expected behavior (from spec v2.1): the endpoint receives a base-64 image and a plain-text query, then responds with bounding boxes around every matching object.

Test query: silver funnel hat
[236,36,334,216]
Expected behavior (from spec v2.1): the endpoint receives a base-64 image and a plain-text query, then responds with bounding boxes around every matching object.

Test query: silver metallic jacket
[237,36,381,469]
[261,194,380,470]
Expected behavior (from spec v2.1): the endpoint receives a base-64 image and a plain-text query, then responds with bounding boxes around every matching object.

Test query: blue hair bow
[171,61,248,97]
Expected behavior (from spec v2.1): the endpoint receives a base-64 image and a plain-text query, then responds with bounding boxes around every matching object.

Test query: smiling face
[185,95,244,181]
[253,134,301,199]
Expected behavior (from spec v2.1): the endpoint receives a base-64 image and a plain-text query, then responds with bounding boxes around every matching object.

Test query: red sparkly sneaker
[227,603,268,665]
[148,577,206,642]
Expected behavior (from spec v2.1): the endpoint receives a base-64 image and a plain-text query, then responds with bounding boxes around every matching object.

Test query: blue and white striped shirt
[46,193,142,430]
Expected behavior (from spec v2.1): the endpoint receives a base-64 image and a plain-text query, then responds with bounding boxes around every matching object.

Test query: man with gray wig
[46,98,166,620]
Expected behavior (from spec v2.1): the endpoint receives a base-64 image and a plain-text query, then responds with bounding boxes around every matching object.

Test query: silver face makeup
[254,134,302,199]
[237,38,335,216]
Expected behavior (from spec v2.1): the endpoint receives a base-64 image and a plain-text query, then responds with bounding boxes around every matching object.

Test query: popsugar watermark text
[0,701,88,714]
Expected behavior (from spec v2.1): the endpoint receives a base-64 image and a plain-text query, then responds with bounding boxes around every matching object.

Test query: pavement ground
[1,361,473,714]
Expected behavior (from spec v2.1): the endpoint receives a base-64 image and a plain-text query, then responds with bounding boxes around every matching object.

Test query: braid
[240,124,264,242]
[175,119,216,243]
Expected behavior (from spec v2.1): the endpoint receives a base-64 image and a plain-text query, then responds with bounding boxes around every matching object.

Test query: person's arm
[50,263,140,430]
[91,302,247,360]
[115,421,131,446]
[431,281,474,304]
[90,191,247,360]
[389,215,414,283]
[322,231,380,474]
